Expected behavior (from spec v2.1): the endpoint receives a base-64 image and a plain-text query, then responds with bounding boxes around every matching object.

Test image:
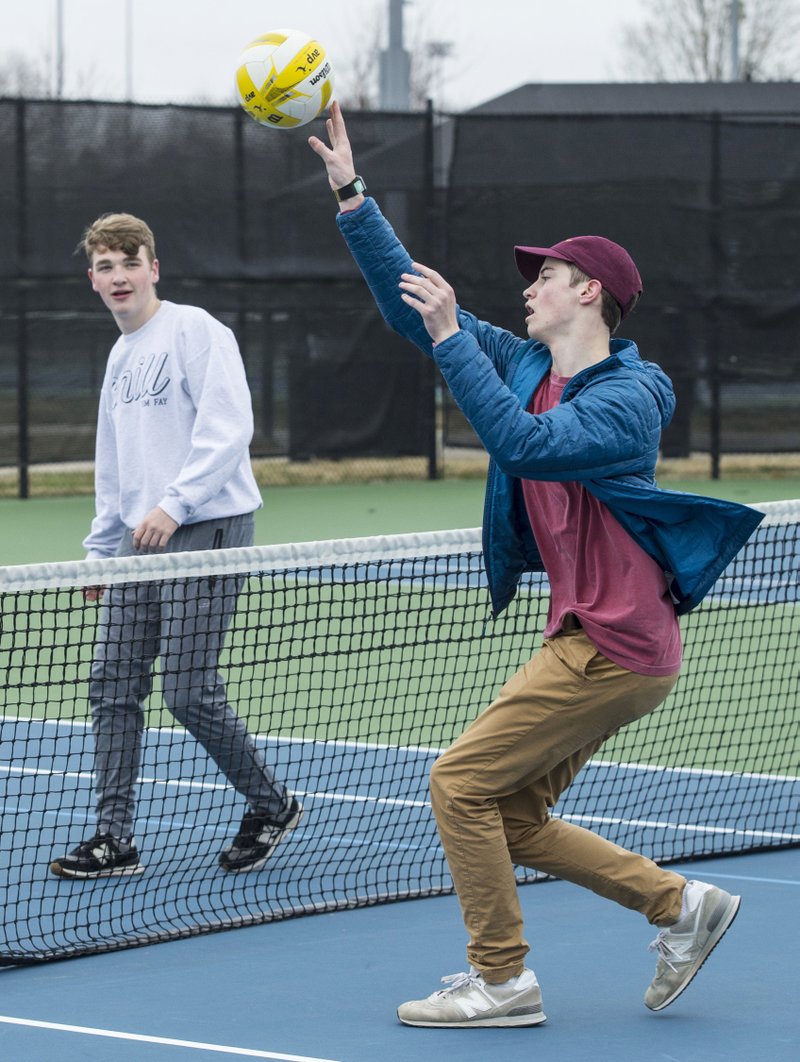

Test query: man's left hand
[132,507,179,552]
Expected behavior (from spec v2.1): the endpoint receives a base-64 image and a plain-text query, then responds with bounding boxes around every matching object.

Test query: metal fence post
[708,113,722,481]
[16,285,30,499]
[423,98,441,480]
[15,99,29,499]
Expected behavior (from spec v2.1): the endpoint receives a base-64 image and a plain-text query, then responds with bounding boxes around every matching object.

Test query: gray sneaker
[397,967,546,1028]
[645,880,741,1011]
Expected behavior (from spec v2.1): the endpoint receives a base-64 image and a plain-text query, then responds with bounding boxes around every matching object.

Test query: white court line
[4,776,797,846]
[2,720,797,839]
[589,757,800,785]
[3,714,798,782]
[1,764,796,839]
[562,811,800,844]
[675,870,800,887]
[0,764,430,809]
[0,1015,341,1062]
[0,715,445,757]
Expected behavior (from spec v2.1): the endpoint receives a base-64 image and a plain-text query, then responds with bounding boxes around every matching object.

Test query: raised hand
[307,101,364,208]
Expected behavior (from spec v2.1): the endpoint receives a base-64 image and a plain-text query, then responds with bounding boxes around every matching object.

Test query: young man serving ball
[308,101,762,1028]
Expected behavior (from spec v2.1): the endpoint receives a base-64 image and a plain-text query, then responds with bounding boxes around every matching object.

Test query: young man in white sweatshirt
[49,213,301,879]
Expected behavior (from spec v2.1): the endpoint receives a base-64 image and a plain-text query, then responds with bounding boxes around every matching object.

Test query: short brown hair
[567,262,624,335]
[79,213,156,263]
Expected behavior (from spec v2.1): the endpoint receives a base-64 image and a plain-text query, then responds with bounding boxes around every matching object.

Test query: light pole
[729,0,741,81]
[125,0,133,100]
[379,0,411,109]
[55,0,64,98]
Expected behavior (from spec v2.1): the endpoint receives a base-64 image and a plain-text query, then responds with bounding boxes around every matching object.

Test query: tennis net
[0,501,797,965]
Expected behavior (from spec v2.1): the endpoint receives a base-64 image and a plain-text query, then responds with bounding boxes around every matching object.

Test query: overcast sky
[2,0,647,110]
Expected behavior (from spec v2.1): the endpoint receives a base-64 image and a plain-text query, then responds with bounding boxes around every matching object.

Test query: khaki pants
[429,628,686,983]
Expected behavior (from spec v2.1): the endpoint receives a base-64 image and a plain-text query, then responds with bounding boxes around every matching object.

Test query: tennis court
[0,482,798,1060]
[0,850,797,1061]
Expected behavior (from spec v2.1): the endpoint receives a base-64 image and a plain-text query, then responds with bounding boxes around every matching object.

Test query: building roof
[471,81,800,115]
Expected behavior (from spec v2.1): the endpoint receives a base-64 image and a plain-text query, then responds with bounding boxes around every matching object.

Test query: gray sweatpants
[89,513,289,842]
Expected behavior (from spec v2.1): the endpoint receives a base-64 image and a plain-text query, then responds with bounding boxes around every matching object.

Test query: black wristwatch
[334,175,367,202]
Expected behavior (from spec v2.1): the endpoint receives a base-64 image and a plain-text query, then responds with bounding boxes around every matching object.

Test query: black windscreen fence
[443,112,800,461]
[1,99,798,492]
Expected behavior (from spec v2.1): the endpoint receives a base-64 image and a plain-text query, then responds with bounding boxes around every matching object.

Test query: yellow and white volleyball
[234,29,335,130]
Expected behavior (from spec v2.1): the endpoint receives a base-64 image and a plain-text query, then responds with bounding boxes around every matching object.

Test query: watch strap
[334,175,367,202]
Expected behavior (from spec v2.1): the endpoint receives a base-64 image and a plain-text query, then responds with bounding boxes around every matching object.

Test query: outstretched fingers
[308,101,356,188]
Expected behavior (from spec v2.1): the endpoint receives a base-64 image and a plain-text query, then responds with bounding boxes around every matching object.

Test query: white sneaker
[645,880,741,1011]
[397,967,546,1028]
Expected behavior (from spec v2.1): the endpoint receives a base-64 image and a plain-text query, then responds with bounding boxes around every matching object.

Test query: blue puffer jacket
[338,198,764,617]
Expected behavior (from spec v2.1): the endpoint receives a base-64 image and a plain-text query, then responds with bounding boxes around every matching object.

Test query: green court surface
[4,576,796,777]
[0,475,798,568]
[0,480,484,567]
[2,475,797,778]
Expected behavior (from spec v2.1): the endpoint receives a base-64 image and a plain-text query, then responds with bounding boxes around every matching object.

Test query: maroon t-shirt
[521,371,682,676]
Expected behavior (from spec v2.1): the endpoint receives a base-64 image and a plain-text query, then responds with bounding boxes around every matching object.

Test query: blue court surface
[2,717,797,964]
[0,845,797,1062]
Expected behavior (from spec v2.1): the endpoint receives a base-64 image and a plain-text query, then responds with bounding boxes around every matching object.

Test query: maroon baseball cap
[514,236,642,318]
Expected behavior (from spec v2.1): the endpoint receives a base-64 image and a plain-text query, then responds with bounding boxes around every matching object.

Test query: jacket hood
[611,339,675,431]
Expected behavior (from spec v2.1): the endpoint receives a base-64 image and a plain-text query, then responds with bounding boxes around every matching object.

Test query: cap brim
[514,245,571,283]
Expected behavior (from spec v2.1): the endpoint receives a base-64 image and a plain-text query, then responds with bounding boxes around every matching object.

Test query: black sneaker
[50,834,144,879]
[219,797,303,873]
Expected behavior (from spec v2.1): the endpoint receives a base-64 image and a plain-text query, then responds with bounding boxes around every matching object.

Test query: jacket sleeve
[432,330,663,480]
[337,197,526,377]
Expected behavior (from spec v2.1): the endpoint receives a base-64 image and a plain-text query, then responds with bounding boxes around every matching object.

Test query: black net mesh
[0,510,797,965]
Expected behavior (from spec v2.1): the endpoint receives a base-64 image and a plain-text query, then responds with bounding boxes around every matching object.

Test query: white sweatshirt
[83,301,262,559]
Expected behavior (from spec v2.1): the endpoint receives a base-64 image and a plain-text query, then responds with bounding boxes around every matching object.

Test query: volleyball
[235,29,335,130]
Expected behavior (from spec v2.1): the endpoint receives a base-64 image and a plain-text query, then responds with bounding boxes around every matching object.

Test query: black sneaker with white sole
[219,797,303,872]
[50,834,144,879]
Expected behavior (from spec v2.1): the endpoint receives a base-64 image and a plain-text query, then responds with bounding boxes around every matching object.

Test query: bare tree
[334,14,384,109]
[0,47,103,101]
[410,39,456,110]
[334,1,457,110]
[621,0,800,81]
[0,51,53,97]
